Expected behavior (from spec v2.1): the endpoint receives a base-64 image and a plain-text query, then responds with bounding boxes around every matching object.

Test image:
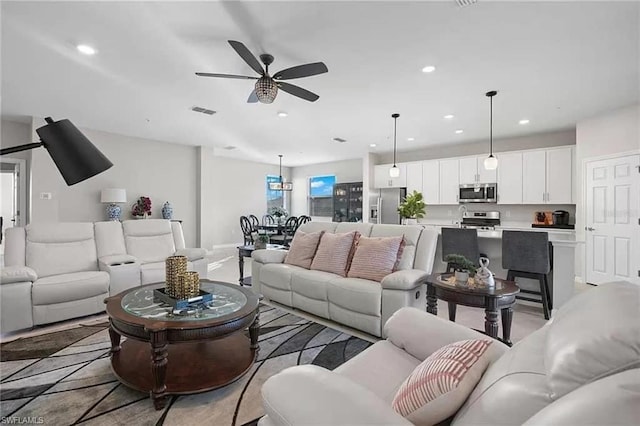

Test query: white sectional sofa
[251,222,438,337]
[0,219,207,333]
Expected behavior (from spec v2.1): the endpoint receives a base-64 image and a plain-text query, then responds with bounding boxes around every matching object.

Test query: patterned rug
[0,304,373,425]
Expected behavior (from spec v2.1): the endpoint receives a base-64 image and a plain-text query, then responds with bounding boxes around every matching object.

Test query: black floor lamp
[0,117,113,185]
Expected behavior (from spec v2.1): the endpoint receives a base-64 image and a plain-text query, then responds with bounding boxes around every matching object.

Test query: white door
[546,147,573,204]
[405,162,423,194]
[0,159,26,255]
[458,157,477,184]
[586,154,640,285]
[422,160,440,205]
[497,152,523,204]
[439,159,460,204]
[477,156,498,183]
[522,150,546,204]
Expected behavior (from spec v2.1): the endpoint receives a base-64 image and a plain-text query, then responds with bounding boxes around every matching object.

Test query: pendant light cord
[392,113,399,166]
[278,154,283,183]
[490,95,493,156]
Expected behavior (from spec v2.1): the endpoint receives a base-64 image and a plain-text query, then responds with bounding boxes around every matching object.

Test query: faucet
[457,205,467,227]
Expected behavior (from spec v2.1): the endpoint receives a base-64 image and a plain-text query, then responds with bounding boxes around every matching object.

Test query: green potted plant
[254,232,269,250]
[397,190,426,225]
[444,254,477,283]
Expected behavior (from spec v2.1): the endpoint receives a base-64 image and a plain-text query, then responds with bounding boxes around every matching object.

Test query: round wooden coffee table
[426,273,520,346]
[104,280,260,410]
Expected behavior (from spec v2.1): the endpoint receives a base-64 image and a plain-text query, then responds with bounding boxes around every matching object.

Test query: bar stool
[442,228,483,273]
[502,230,552,320]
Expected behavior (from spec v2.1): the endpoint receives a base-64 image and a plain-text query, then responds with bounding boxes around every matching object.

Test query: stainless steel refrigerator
[376,188,407,224]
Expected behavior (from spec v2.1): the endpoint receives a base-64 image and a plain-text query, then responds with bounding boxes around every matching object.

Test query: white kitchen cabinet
[546,147,573,204]
[422,160,440,204]
[439,158,459,204]
[459,156,497,184]
[522,150,546,204]
[497,152,523,204]
[405,162,423,194]
[374,163,407,188]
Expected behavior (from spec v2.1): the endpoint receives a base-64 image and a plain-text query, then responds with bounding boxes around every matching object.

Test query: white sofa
[260,281,640,425]
[251,222,438,337]
[1,219,207,333]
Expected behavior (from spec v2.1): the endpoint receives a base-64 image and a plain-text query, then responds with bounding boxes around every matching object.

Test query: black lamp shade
[36,118,113,185]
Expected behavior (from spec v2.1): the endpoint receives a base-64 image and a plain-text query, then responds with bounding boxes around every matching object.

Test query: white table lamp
[101,188,127,221]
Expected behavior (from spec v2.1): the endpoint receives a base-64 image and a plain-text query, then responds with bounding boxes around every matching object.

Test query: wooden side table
[425,273,520,346]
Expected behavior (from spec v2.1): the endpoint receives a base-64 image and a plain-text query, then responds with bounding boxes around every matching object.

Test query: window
[266,175,284,211]
[309,175,335,217]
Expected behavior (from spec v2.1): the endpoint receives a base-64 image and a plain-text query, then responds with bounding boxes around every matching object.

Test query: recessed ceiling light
[407,137,415,141]
[76,44,96,55]
[277,111,288,117]
[519,119,530,125]
[422,65,436,73]
[444,114,454,119]
[369,143,377,147]
[455,129,464,134]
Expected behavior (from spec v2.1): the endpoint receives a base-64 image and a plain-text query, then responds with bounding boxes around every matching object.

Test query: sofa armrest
[252,249,287,264]
[98,254,139,269]
[384,307,508,361]
[174,248,207,261]
[262,365,411,426]
[381,269,428,290]
[0,266,37,284]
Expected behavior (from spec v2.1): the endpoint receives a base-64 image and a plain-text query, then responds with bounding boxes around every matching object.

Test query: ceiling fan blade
[195,72,258,80]
[228,40,264,76]
[277,82,320,102]
[247,90,259,103]
[273,62,328,80]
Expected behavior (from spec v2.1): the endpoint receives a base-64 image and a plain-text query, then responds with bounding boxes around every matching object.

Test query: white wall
[198,147,288,249]
[1,120,32,223]
[575,104,640,281]
[29,123,199,247]
[290,158,363,217]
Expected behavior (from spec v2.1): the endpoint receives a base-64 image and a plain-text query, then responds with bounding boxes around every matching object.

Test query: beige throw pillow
[392,339,493,426]
[310,231,358,277]
[347,235,404,282]
[284,230,324,269]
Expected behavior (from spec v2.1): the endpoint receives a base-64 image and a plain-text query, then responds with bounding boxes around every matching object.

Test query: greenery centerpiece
[268,206,288,224]
[254,232,269,249]
[397,190,426,224]
[444,254,477,283]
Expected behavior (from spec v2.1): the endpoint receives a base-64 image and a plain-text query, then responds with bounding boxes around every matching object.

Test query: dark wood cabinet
[333,182,363,222]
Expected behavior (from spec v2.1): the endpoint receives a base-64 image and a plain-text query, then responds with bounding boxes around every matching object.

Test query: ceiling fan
[196,40,328,104]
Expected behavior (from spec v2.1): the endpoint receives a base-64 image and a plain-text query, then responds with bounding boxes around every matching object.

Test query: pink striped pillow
[284,230,324,269]
[347,236,405,282]
[392,339,493,425]
[310,231,358,277]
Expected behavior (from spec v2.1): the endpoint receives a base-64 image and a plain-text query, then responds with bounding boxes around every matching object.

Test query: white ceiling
[2,1,638,166]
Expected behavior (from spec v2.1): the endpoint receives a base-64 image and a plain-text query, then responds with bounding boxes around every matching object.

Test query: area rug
[0,304,373,425]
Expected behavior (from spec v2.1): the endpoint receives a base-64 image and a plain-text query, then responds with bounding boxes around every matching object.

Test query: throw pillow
[392,339,493,426]
[347,235,405,282]
[284,230,324,269]
[310,231,359,277]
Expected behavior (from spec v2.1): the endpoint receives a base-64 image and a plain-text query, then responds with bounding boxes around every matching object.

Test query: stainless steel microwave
[459,183,497,203]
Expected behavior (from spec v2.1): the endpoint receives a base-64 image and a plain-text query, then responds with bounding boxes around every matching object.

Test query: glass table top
[121,281,248,321]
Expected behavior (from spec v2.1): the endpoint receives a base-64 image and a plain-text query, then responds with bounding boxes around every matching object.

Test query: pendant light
[389,113,400,178]
[484,91,498,170]
[269,154,293,191]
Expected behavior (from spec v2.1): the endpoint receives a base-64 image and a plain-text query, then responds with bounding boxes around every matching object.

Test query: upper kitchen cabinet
[497,152,523,204]
[459,156,497,184]
[422,160,440,204]
[405,162,423,194]
[439,158,459,204]
[522,147,574,204]
[374,163,407,188]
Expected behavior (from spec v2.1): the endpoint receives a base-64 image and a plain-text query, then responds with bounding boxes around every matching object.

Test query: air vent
[223,146,236,151]
[333,137,347,143]
[456,0,477,7]
[191,106,216,115]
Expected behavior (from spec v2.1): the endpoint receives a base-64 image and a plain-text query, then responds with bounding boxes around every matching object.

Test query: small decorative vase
[255,239,268,250]
[454,270,469,284]
[474,257,495,288]
[404,218,418,225]
[162,201,173,220]
[106,204,121,221]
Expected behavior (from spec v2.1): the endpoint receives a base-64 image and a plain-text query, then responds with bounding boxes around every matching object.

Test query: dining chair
[262,214,275,226]
[296,215,311,229]
[271,216,298,246]
[248,215,260,233]
[239,216,254,246]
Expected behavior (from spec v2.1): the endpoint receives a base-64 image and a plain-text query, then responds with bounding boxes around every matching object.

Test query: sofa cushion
[94,221,126,258]
[291,269,336,301]
[544,281,640,400]
[297,222,338,234]
[370,225,422,270]
[328,277,381,317]
[347,236,404,282]
[311,231,358,277]
[122,219,176,263]
[285,230,324,269]
[335,222,373,236]
[261,263,305,292]
[26,223,98,278]
[392,339,494,426]
[139,261,197,285]
[32,271,109,305]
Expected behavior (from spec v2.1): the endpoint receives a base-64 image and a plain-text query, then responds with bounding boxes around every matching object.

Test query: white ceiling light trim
[519,119,530,125]
[444,114,454,119]
[421,65,436,73]
[455,129,464,134]
[76,44,96,55]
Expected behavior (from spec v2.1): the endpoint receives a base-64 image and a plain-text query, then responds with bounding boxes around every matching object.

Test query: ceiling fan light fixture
[255,77,278,104]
